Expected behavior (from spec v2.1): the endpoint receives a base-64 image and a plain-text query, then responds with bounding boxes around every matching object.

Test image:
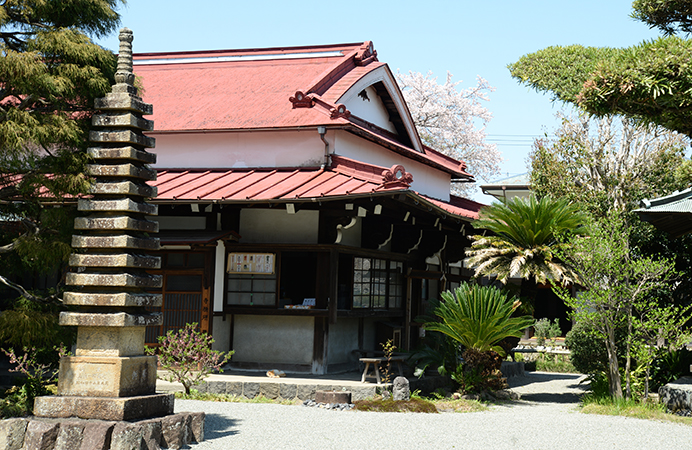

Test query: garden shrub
[147,323,233,395]
[565,321,625,375]
[451,349,505,394]
[649,348,692,392]
[534,318,561,346]
[408,329,461,378]
[0,347,58,418]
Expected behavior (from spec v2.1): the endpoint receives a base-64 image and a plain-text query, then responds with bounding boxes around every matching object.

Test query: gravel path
[175,372,692,450]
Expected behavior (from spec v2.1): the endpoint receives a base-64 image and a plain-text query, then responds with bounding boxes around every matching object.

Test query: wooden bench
[359,356,405,384]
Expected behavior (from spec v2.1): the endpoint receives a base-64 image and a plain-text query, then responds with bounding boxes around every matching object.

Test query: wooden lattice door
[146,252,211,344]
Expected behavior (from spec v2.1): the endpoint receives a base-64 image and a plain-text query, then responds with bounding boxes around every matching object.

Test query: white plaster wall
[152,216,206,230]
[336,216,362,247]
[211,315,231,352]
[239,209,319,244]
[362,317,379,351]
[151,130,325,168]
[342,86,397,134]
[232,315,314,364]
[334,131,452,200]
[327,318,359,365]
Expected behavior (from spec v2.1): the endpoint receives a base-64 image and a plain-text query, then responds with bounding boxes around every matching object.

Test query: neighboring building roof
[634,188,692,237]
[151,155,482,220]
[480,172,531,201]
[133,42,472,181]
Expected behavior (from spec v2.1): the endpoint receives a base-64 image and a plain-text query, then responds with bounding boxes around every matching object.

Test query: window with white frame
[353,257,404,309]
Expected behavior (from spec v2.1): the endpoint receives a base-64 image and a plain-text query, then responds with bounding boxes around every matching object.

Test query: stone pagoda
[34,28,173,421]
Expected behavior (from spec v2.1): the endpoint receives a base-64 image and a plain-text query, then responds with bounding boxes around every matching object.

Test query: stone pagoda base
[33,393,174,421]
[0,411,203,450]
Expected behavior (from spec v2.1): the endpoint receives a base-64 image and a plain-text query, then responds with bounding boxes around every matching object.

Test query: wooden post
[328,248,338,324]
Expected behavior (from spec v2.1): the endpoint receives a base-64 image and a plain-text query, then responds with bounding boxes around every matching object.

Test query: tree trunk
[625,310,633,399]
[606,328,623,399]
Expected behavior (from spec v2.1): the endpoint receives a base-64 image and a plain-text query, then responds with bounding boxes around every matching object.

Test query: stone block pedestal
[0,410,202,449]
[57,355,157,397]
[34,393,174,421]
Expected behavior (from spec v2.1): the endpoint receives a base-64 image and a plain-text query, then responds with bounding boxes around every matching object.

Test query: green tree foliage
[632,0,692,35]
[554,216,676,399]
[466,196,589,294]
[529,112,692,307]
[508,3,692,138]
[630,298,692,398]
[530,113,688,218]
[0,0,123,302]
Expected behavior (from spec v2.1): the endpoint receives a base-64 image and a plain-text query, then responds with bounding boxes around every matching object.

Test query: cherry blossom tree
[397,71,501,196]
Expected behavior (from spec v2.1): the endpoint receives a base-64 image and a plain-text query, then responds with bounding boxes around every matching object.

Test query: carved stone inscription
[58,356,156,397]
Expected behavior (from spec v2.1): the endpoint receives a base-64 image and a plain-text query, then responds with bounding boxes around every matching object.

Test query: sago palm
[425,283,534,393]
[466,195,588,286]
[424,283,534,356]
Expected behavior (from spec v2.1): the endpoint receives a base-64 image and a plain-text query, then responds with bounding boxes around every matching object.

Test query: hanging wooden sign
[227,253,275,274]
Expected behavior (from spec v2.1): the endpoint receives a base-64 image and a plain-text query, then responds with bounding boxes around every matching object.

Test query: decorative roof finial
[114,27,136,92]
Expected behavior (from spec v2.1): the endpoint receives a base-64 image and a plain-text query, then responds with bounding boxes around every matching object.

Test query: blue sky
[99,1,662,202]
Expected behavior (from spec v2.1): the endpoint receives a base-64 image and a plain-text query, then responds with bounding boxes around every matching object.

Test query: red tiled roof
[133,42,473,180]
[151,155,482,220]
[134,43,375,132]
[417,194,484,220]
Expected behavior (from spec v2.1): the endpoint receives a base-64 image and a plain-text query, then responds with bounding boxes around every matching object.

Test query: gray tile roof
[634,188,692,237]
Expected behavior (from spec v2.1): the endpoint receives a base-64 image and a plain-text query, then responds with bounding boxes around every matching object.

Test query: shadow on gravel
[204,414,240,441]
[519,392,584,403]
[507,372,584,388]
[503,372,590,405]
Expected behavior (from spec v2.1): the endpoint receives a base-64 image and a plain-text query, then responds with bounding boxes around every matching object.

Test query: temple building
[131,41,483,374]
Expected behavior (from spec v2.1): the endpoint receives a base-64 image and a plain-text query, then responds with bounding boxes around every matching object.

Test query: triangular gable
[133,41,468,178]
[330,65,423,153]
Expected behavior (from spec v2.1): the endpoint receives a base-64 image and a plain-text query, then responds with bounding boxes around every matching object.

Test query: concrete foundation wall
[211,315,231,352]
[232,315,314,365]
[327,318,359,365]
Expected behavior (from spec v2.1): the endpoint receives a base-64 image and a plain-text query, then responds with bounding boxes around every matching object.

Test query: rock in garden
[659,377,692,412]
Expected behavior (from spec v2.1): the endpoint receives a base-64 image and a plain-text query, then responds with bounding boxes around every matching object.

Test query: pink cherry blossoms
[397,71,502,196]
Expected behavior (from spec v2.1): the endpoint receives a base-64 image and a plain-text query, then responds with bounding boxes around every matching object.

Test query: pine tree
[0,1,124,303]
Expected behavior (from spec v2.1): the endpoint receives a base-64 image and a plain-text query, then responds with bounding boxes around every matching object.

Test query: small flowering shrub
[147,323,233,395]
[0,347,58,418]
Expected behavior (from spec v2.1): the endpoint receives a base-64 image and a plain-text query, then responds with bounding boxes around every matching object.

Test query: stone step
[88,146,156,164]
[34,393,172,421]
[66,272,162,289]
[69,253,160,269]
[87,163,156,181]
[92,112,154,131]
[60,311,163,328]
[63,292,162,307]
[71,234,159,251]
[88,180,157,197]
[89,129,155,148]
[77,198,157,215]
[73,216,158,233]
